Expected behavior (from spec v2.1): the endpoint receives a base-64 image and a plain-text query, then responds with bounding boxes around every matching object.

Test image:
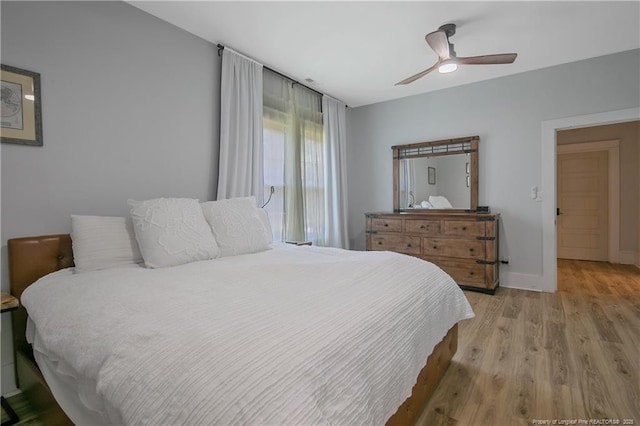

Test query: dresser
[365,212,499,294]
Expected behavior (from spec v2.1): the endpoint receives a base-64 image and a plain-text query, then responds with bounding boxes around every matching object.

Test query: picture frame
[1,64,43,146]
[428,166,436,185]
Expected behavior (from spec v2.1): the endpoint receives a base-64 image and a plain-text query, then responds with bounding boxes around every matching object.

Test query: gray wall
[347,49,640,284]
[1,1,220,393]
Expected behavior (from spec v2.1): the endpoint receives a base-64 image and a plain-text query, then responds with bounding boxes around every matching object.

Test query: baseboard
[500,272,544,292]
[617,250,638,265]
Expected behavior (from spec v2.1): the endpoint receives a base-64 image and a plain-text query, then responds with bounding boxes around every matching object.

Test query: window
[262,118,285,240]
[263,70,324,244]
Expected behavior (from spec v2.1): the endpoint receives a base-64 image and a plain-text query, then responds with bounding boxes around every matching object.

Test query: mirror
[393,136,479,212]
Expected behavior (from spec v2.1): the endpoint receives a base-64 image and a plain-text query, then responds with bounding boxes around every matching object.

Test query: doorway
[542,108,640,293]
[555,123,638,293]
[556,139,621,263]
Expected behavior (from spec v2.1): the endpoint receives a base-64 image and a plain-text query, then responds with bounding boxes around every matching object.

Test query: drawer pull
[420,225,425,229]
[462,226,467,231]
[384,223,389,227]
[433,245,437,249]
[378,241,382,245]
[407,244,412,248]
[469,248,474,252]
[469,272,474,276]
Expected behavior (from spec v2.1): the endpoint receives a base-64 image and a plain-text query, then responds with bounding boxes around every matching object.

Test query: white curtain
[322,96,349,249]
[263,71,324,244]
[217,49,264,204]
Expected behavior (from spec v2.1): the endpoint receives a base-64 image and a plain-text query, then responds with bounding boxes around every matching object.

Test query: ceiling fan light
[438,62,458,74]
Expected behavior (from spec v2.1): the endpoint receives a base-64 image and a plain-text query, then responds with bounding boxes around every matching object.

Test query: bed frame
[8,234,458,426]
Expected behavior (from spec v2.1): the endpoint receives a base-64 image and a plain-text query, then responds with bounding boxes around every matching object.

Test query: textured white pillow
[128,198,220,268]
[201,197,272,257]
[71,215,143,273]
[428,195,454,209]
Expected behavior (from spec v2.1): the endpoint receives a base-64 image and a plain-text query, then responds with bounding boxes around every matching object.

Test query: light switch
[530,186,538,199]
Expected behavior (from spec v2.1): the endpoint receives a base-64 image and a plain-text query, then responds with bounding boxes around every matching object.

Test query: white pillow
[128,198,220,268]
[428,195,454,209]
[71,215,143,273]
[201,197,272,257]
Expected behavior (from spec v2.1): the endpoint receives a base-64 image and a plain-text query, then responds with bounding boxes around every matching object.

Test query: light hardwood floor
[417,260,640,426]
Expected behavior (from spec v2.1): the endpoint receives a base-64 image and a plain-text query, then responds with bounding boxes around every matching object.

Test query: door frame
[541,107,639,293]
[556,140,620,262]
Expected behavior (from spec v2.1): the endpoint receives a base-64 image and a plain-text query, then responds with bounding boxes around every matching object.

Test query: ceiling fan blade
[425,30,450,60]
[395,63,439,85]
[457,53,518,65]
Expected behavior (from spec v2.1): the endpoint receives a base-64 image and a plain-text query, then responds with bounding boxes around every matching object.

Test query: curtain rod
[217,44,347,107]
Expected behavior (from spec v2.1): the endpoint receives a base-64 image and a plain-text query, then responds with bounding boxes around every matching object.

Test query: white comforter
[22,245,474,425]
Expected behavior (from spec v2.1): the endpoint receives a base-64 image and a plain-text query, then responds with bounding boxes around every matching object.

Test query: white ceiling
[128,1,640,107]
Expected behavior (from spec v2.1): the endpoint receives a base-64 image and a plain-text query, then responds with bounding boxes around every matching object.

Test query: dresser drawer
[404,219,441,234]
[370,235,421,255]
[370,218,402,233]
[422,238,485,259]
[443,220,485,237]
[431,259,485,285]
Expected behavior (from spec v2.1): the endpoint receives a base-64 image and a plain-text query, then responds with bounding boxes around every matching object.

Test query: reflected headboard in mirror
[392,136,479,212]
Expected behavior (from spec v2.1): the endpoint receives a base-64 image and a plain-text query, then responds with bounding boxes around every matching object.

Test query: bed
[8,233,473,425]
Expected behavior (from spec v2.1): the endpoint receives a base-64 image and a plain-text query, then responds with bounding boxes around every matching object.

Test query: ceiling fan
[395,23,518,85]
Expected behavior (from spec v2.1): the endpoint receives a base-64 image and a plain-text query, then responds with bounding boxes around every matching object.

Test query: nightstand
[1,293,18,313]
[1,292,19,426]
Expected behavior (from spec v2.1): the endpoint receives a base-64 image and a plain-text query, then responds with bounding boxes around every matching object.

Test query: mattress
[22,244,474,425]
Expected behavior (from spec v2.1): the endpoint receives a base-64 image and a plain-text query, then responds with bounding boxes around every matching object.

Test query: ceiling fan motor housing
[439,23,457,38]
[439,23,457,57]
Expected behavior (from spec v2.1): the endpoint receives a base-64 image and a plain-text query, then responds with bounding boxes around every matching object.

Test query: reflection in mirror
[393,136,479,212]
[399,154,471,209]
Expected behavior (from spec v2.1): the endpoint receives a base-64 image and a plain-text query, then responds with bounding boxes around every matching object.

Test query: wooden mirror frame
[393,136,479,213]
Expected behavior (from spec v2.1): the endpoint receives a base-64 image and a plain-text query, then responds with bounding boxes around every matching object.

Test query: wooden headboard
[8,234,74,298]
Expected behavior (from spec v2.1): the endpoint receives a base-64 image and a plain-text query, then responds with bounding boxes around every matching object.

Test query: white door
[557,151,608,261]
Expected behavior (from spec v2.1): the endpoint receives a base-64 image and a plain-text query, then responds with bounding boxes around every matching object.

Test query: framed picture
[466,162,470,174]
[1,64,43,146]
[428,166,436,185]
